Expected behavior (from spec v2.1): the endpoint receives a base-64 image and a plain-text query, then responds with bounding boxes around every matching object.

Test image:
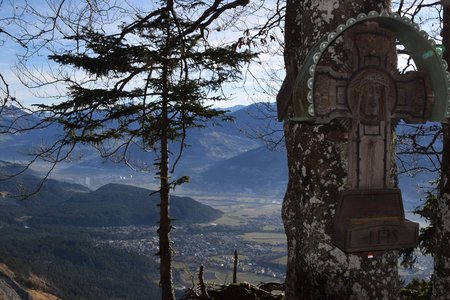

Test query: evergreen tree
[33,1,254,299]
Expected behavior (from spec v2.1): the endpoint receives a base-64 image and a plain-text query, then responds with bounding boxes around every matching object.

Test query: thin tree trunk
[159,61,176,300]
[159,2,176,299]
[233,249,238,283]
[199,265,212,300]
[432,123,450,299]
[282,1,398,299]
[432,5,450,296]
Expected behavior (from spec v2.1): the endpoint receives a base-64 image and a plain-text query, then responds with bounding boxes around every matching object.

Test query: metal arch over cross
[275,12,450,253]
[319,22,422,254]
[312,22,422,253]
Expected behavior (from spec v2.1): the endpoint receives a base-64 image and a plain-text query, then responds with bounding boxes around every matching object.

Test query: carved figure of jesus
[346,68,395,189]
[360,84,384,124]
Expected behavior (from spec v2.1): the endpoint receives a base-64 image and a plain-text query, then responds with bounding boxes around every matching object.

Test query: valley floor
[91,194,433,289]
[92,196,287,290]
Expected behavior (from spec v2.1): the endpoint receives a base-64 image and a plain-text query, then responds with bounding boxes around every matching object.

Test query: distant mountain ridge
[0,104,440,202]
[0,103,284,196]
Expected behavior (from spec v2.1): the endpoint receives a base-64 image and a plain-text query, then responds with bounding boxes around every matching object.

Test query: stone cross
[314,22,434,190]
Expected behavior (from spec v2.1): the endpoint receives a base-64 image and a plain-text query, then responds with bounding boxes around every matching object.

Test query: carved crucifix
[312,22,434,253]
[314,22,434,190]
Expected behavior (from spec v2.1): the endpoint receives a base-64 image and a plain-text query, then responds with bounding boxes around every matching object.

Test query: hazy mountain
[0,104,282,192]
[0,104,441,203]
[192,145,287,197]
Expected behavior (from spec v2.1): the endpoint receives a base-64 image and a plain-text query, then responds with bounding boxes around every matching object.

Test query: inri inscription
[333,189,418,253]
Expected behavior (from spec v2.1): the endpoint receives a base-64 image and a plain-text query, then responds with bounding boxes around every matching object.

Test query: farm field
[171,196,288,287]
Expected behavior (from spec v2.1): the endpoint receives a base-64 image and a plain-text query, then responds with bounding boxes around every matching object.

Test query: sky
[0,0,284,110]
[0,0,443,111]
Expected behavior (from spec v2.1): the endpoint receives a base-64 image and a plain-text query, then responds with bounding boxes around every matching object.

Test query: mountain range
[0,104,439,205]
[0,103,287,197]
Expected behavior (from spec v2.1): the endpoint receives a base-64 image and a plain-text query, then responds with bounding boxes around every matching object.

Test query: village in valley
[91,198,288,288]
[90,194,434,288]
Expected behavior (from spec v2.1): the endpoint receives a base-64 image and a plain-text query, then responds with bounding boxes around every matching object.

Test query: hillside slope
[0,164,223,227]
[0,230,161,300]
[54,183,223,226]
[0,263,60,300]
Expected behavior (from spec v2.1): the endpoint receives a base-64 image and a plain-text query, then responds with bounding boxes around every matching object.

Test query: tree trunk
[432,123,450,299]
[432,5,450,297]
[159,3,176,298]
[281,1,399,299]
[159,60,176,300]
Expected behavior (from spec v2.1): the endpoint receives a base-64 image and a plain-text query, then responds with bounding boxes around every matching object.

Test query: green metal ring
[292,10,450,123]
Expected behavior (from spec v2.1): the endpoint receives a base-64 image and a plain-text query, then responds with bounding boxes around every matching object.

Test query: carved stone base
[332,189,419,253]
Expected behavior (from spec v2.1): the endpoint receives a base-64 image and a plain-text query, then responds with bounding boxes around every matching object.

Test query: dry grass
[28,290,61,300]
[0,263,60,300]
[0,263,15,279]
[240,232,287,245]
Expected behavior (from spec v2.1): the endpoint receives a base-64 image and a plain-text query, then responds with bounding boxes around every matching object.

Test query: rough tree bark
[432,3,450,298]
[433,123,450,300]
[159,58,175,300]
[281,1,399,299]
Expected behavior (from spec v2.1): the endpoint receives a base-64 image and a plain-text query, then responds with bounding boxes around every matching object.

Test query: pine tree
[35,1,254,299]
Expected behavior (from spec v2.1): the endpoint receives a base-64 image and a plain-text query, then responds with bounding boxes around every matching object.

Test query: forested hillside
[0,166,222,228]
[0,227,161,299]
